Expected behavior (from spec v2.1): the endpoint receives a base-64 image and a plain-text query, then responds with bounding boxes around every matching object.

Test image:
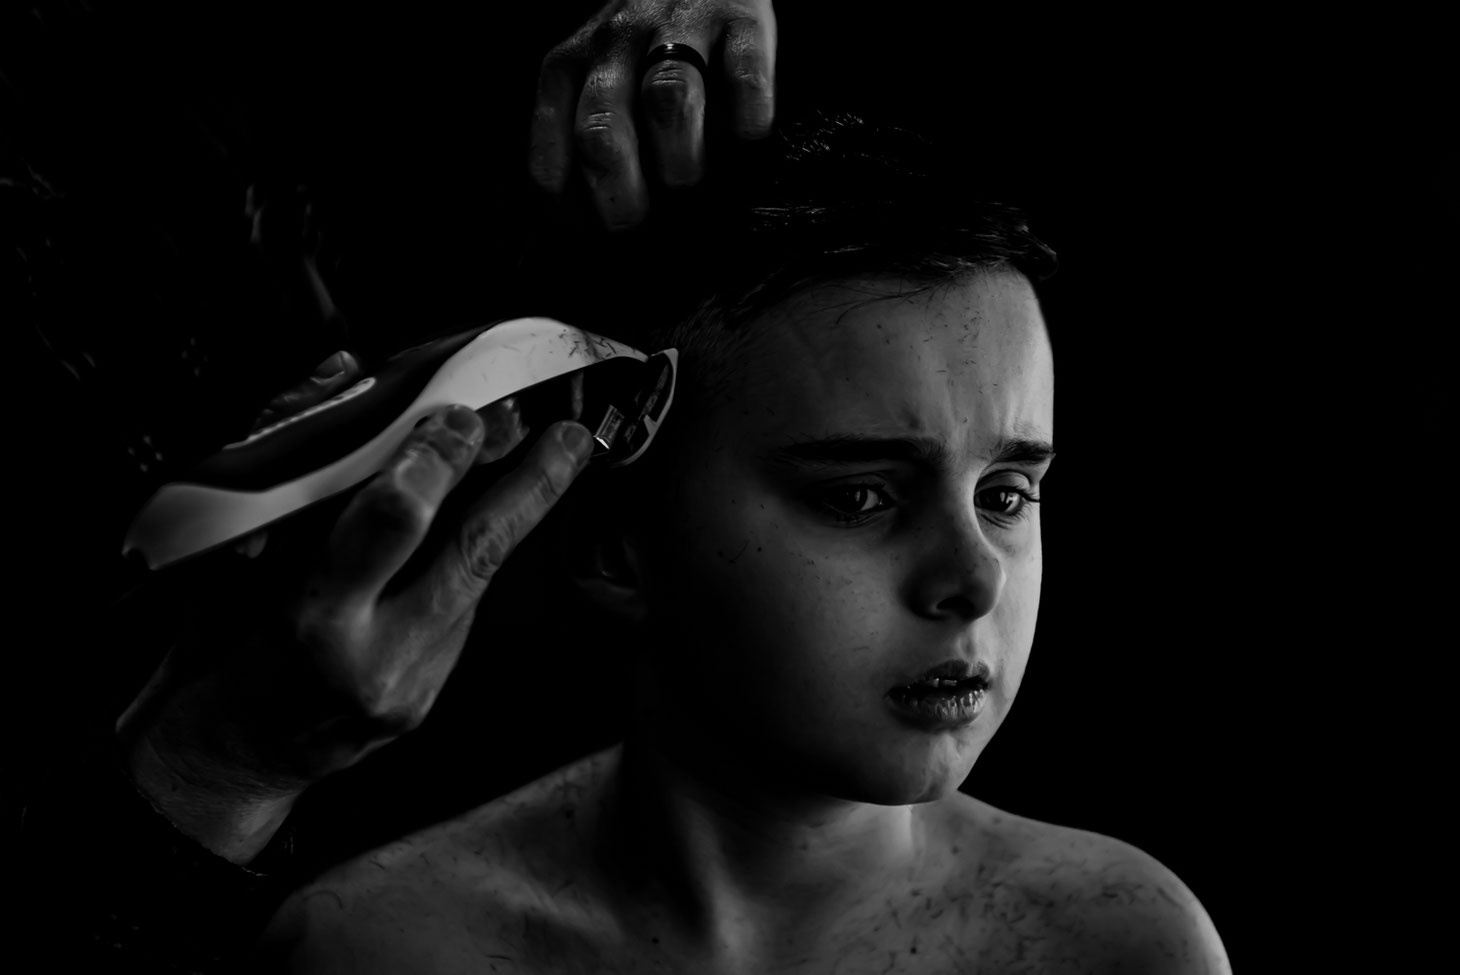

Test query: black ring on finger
[640,42,708,80]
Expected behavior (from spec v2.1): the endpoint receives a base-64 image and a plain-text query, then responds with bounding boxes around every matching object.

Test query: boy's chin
[826,750,982,807]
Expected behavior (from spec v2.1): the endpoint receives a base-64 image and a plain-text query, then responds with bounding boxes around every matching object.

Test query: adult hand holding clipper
[117,346,597,866]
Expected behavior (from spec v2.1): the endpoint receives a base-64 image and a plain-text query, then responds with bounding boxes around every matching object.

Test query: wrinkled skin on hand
[118,352,594,860]
[530,0,777,229]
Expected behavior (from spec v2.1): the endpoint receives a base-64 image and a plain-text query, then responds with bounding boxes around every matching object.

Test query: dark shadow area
[4,2,1450,969]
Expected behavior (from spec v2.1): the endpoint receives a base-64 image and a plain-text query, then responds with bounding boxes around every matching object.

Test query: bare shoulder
[936,793,1231,975]
[251,747,621,974]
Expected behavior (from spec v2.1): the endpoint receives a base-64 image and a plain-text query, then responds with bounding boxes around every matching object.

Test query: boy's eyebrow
[762,434,1056,471]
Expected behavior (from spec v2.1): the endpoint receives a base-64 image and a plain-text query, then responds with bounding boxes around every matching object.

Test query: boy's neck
[603,725,937,956]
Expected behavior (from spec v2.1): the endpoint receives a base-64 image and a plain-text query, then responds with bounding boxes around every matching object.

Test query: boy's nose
[906,507,1006,622]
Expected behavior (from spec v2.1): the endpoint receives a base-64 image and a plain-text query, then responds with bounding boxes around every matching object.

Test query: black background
[4,1,1451,970]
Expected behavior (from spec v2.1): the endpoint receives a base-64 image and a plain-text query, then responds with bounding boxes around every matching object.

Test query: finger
[471,396,531,468]
[274,399,519,573]
[529,41,587,193]
[311,406,486,609]
[233,530,269,559]
[409,420,594,621]
[639,34,711,187]
[576,23,648,230]
[720,13,777,140]
[254,351,362,430]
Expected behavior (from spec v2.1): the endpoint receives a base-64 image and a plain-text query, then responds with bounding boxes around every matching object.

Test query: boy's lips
[884,659,991,731]
[890,658,991,692]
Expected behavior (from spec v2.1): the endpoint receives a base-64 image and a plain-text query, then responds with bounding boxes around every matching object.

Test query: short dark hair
[525,111,1054,433]
[530,111,1056,531]
[658,111,1057,316]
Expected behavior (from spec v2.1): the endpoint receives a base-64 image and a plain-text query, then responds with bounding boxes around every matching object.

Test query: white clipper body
[124,317,678,570]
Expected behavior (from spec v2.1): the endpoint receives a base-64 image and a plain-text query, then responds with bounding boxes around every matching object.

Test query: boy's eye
[811,480,1041,527]
[814,483,895,524]
[822,484,891,518]
[976,484,1041,523]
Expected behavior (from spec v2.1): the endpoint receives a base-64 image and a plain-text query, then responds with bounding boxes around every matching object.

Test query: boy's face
[634,271,1055,805]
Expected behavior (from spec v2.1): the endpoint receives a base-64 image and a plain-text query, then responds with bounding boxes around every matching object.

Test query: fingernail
[559,422,593,462]
[441,406,485,444]
[311,351,346,380]
[504,398,528,438]
[493,396,521,429]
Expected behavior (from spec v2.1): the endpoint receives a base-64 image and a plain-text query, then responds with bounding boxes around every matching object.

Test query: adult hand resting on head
[117,351,595,865]
[529,0,777,229]
[109,0,775,882]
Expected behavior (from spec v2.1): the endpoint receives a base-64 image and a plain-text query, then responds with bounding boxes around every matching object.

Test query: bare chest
[322,876,1107,975]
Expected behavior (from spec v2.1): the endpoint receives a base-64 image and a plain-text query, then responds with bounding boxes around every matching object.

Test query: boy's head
[551,114,1057,805]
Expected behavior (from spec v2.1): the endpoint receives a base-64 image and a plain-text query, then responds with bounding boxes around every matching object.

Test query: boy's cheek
[653,523,882,671]
[648,477,891,642]
[987,562,1043,705]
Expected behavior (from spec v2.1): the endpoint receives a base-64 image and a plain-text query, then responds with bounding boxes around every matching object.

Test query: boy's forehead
[726,273,1053,452]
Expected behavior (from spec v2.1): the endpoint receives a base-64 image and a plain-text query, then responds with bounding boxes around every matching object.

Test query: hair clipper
[123,317,678,570]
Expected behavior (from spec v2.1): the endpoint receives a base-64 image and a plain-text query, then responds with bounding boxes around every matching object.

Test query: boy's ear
[572,532,647,624]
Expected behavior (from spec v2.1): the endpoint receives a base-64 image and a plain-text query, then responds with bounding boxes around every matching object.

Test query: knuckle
[539,43,578,77]
[349,672,392,718]
[576,115,627,171]
[531,98,567,132]
[416,421,475,469]
[723,13,768,40]
[578,68,619,105]
[723,19,772,85]
[729,62,772,100]
[349,675,416,729]
[641,70,698,127]
[270,387,307,411]
[379,707,426,736]
[533,463,569,510]
[359,477,434,536]
[458,515,512,586]
[591,12,633,51]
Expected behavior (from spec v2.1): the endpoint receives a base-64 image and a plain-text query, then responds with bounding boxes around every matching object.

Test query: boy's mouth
[885,660,991,730]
